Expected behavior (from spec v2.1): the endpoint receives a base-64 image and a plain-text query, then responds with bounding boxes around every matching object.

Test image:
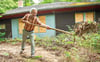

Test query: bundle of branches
[74,21,98,37]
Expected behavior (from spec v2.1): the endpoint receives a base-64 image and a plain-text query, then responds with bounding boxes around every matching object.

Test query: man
[20,8,51,57]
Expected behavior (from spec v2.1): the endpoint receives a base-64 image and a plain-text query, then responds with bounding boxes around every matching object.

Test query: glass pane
[0,24,5,29]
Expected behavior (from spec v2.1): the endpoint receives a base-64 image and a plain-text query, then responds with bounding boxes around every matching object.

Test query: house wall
[75,11,95,22]
[11,14,55,39]
[55,12,75,34]
[11,10,100,39]
[55,10,96,35]
[0,19,12,38]
[95,10,100,22]
[11,19,19,39]
[75,10,100,22]
[35,14,56,37]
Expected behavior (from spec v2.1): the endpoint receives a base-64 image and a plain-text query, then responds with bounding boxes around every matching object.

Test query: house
[0,2,100,39]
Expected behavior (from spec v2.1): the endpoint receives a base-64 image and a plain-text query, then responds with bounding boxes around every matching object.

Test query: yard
[0,31,100,62]
[0,1,100,62]
[0,42,59,62]
[0,21,100,62]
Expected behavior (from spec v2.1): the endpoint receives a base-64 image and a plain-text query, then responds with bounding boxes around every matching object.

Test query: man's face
[31,10,37,16]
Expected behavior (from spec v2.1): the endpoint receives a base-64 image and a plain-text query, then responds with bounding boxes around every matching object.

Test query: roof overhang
[0,5,100,20]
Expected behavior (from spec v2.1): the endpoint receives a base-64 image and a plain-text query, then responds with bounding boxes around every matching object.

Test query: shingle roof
[5,2,100,15]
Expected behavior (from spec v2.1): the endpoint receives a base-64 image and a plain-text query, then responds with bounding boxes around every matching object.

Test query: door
[11,19,19,39]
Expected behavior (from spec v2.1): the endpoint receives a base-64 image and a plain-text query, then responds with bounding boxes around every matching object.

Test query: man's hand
[47,26,51,29]
[25,21,31,24]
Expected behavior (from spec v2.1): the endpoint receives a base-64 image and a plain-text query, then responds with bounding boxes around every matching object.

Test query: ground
[0,39,100,62]
[0,42,60,62]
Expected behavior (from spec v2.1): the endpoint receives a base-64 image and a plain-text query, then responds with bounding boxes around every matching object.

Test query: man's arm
[21,14,30,24]
[36,18,51,29]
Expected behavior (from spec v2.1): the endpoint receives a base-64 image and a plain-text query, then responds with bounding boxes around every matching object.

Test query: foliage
[0,38,22,45]
[66,25,73,31]
[59,0,81,2]
[0,0,17,13]
[0,32,5,41]
[5,38,22,44]
[1,0,100,13]
[96,0,100,2]
[35,33,75,51]
[40,0,54,4]
[64,51,71,57]
[0,21,99,61]
[40,0,100,4]
[76,33,100,50]
[0,31,99,61]
[74,21,97,37]
[0,32,5,37]
[3,52,9,56]
[0,0,35,13]
[35,32,100,62]
[23,0,35,6]
[98,23,100,34]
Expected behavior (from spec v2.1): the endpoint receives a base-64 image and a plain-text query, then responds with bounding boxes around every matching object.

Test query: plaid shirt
[22,14,41,31]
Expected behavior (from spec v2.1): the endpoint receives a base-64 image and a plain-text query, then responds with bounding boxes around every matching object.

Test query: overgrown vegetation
[33,21,100,62]
[0,22,100,62]
[0,32,5,42]
[34,32,100,62]
[0,0,17,13]
[1,0,100,14]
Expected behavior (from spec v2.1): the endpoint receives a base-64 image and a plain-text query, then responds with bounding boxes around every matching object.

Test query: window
[75,12,94,23]
[34,16,46,33]
[0,24,6,29]
[75,13,83,23]
[86,12,94,21]
[18,16,46,34]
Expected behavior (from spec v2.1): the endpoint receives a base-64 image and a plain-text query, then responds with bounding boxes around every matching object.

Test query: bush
[0,32,5,42]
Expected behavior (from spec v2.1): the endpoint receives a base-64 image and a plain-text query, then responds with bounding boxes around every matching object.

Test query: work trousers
[21,29,35,55]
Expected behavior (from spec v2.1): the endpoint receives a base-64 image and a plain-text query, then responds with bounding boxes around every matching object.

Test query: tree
[40,0,54,4]
[23,0,35,6]
[0,0,35,13]
[81,0,100,2]
[40,0,100,4]
[0,0,17,13]
[40,0,82,4]
[0,0,99,14]
[59,0,81,2]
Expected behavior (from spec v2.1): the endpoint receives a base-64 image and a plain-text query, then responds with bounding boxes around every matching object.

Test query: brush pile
[74,21,98,36]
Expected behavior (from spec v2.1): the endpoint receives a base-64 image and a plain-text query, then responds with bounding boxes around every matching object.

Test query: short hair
[30,8,37,13]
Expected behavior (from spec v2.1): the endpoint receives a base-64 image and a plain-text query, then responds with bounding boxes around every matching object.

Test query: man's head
[30,8,37,16]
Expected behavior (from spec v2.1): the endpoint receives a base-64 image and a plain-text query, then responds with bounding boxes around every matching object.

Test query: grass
[35,32,100,51]
[0,31,100,62]
[25,56,42,62]
[34,32,100,62]
[0,38,5,42]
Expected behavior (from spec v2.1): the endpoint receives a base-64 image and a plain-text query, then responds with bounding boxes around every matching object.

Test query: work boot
[20,49,24,54]
[29,54,37,58]
[31,55,35,58]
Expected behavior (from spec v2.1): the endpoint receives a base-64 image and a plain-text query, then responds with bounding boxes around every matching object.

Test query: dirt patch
[0,43,60,62]
[0,50,24,62]
[76,47,100,62]
[0,42,99,62]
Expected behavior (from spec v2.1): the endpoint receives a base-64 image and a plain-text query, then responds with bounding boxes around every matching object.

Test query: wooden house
[0,2,100,39]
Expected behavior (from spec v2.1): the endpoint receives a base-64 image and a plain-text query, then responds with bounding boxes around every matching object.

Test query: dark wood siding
[55,12,75,34]
[0,19,12,38]
[95,10,100,22]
